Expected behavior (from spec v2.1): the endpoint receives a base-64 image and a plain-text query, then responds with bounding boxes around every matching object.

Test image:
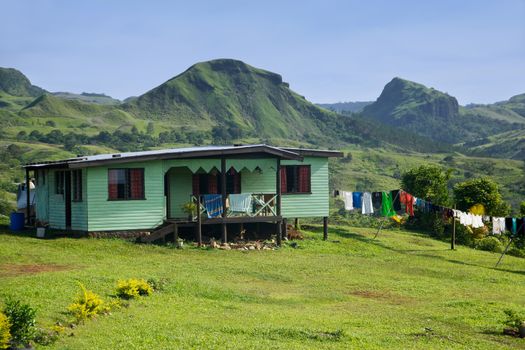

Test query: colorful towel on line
[229,193,252,214]
[203,194,223,218]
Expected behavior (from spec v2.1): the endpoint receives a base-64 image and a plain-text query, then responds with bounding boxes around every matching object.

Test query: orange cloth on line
[399,191,415,216]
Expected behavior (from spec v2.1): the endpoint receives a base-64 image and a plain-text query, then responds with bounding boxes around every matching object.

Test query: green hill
[124,59,337,139]
[52,92,121,105]
[361,78,522,144]
[0,67,46,97]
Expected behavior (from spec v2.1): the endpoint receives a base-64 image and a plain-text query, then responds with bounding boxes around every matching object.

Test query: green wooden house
[23,144,341,243]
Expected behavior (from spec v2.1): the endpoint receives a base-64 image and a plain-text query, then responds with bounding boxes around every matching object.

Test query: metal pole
[374,190,401,240]
[495,238,513,268]
[196,198,202,246]
[25,169,30,226]
[451,204,456,250]
[276,158,282,246]
[221,158,227,244]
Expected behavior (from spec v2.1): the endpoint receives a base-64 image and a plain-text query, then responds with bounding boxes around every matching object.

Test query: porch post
[196,199,202,246]
[323,216,328,241]
[221,157,227,244]
[282,218,287,240]
[294,218,299,230]
[275,158,282,245]
[25,168,30,226]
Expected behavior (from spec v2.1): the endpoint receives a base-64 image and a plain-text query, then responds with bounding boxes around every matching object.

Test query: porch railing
[190,193,278,220]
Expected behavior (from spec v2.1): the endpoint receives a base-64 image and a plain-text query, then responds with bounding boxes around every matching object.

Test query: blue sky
[1,0,524,104]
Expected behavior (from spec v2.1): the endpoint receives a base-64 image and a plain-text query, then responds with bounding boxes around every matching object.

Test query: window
[192,169,241,195]
[108,168,145,200]
[55,171,65,195]
[72,170,82,201]
[280,165,311,194]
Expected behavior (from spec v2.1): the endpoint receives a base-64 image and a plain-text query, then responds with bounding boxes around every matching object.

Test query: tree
[453,177,510,217]
[401,165,451,205]
[519,201,525,216]
[146,122,154,134]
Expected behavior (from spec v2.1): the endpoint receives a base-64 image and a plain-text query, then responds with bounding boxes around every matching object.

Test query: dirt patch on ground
[349,290,413,305]
[0,263,72,277]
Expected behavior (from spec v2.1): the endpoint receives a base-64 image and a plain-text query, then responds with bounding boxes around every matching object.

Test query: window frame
[55,170,65,195]
[72,169,83,202]
[281,165,312,195]
[107,168,146,201]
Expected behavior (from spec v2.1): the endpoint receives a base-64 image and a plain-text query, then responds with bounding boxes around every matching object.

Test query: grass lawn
[1,225,525,349]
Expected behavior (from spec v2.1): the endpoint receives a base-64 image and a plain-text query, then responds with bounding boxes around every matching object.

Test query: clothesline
[335,189,525,237]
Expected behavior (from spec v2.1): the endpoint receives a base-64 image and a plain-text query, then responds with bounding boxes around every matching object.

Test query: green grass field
[1,225,525,349]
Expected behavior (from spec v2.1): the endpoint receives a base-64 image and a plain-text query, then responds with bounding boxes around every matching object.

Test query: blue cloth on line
[229,193,252,214]
[352,192,362,209]
[203,194,223,218]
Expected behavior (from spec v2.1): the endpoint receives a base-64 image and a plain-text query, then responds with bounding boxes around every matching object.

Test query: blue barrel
[9,212,25,231]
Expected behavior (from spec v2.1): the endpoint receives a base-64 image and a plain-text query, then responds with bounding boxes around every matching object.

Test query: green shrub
[508,247,525,258]
[3,298,36,346]
[503,309,525,330]
[0,311,10,350]
[116,279,153,299]
[475,236,503,253]
[147,278,169,292]
[67,283,105,321]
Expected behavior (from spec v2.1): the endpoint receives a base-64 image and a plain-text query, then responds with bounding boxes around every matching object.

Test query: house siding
[281,157,329,218]
[35,169,49,223]
[86,161,165,231]
[48,169,66,230]
[71,168,88,231]
[168,167,193,219]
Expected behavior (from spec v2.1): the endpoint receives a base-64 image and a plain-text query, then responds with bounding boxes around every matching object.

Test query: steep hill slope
[124,59,331,139]
[0,67,46,97]
[123,59,446,151]
[361,78,522,144]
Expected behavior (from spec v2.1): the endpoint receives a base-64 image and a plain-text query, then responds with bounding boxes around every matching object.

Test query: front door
[65,171,72,229]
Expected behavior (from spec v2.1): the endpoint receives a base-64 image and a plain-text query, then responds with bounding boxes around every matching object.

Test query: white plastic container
[36,227,45,238]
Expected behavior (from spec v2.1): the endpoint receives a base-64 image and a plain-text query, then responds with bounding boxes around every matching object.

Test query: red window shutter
[130,169,144,199]
[192,174,200,195]
[208,174,218,194]
[298,166,310,193]
[280,167,287,193]
[108,170,118,199]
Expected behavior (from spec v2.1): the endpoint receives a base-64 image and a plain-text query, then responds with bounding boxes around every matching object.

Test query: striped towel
[203,194,223,218]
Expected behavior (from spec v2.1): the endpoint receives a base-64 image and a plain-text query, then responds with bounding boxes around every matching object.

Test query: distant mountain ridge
[317,101,372,113]
[361,77,525,144]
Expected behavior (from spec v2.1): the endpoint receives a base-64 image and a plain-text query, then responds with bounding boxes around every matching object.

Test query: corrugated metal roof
[23,144,341,169]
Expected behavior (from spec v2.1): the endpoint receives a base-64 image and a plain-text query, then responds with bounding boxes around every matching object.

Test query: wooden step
[141,223,177,243]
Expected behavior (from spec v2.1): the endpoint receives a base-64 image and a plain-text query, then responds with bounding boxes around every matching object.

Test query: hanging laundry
[371,192,382,211]
[342,191,353,211]
[517,218,525,236]
[391,190,402,212]
[361,192,374,215]
[381,191,396,217]
[471,214,484,229]
[352,192,363,209]
[492,217,506,235]
[505,218,514,234]
[400,191,415,216]
[512,218,517,235]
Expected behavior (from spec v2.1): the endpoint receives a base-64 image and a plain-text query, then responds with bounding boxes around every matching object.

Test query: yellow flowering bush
[116,279,153,299]
[67,283,105,321]
[0,311,11,350]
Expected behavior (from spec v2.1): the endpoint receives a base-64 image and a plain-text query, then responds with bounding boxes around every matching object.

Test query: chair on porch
[227,193,253,216]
